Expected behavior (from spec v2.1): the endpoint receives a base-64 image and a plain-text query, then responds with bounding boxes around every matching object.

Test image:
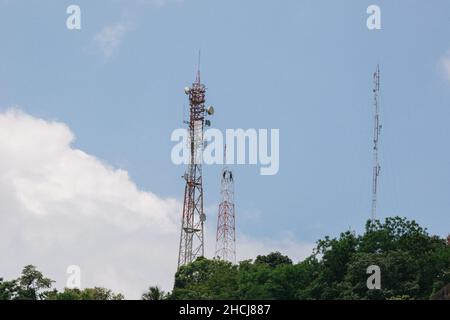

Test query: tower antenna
[196,50,201,84]
[371,64,381,221]
[215,144,236,263]
[177,65,213,269]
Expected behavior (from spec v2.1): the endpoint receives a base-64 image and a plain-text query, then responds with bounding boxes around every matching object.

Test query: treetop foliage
[171,217,450,300]
[2,216,449,300]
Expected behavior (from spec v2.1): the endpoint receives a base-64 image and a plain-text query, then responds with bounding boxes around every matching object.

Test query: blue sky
[1,0,449,254]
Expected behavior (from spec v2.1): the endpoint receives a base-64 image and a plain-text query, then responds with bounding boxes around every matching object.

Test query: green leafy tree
[15,265,54,300]
[142,286,167,300]
[1,266,124,300]
[172,257,238,299]
[0,278,19,300]
[2,216,448,301]
[254,252,293,268]
[47,287,124,300]
[80,287,124,300]
[171,217,450,300]
[236,260,272,299]
[297,230,359,299]
[46,288,83,300]
[299,217,450,299]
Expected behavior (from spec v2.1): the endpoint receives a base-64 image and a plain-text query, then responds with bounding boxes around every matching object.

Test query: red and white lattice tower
[215,145,236,263]
[177,69,214,269]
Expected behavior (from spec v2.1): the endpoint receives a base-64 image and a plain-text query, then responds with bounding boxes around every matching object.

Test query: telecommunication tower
[215,145,236,263]
[371,65,381,221]
[177,68,215,269]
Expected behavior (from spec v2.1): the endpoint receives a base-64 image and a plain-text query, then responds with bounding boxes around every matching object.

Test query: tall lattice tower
[371,65,381,221]
[177,69,214,269]
[215,145,236,263]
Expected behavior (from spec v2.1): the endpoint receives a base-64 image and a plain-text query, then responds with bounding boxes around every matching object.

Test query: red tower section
[177,71,213,268]
[215,145,236,263]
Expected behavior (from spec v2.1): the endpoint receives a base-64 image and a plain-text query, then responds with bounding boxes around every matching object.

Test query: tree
[46,288,83,300]
[341,250,420,299]
[297,230,359,299]
[15,265,54,300]
[1,266,125,300]
[236,259,272,299]
[172,257,239,299]
[298,217,450,299]
[80,287,124,300]
[47,287,124,300]
[2,216,448,301]
[254,252,293,268]
[142,286,167,300]
[171,216,450,300]
[0,278,19,300]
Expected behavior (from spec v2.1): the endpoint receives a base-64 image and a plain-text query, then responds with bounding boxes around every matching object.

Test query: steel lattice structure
[215,145,236,263]
[177,71,211,269]
[371,65,381,221]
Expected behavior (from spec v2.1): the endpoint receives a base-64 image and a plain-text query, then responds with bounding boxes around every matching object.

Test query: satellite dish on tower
[206,106,214,115]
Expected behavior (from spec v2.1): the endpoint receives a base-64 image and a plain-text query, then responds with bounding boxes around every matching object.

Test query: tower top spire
[223,144,227,166]
[196,50,201,84]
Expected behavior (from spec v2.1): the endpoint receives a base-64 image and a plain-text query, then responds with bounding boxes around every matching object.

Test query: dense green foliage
[1,217,449,300]
[171,217,450,300]
[47,287,124,300]
[142,286,168,300]
[0,265,123,300]
[0,265,54,300]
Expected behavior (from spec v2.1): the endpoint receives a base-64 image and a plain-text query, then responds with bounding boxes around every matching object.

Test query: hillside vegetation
[1,217,449,300]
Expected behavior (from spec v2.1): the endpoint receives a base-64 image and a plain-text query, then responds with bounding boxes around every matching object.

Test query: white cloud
[0,109,313,299]
[92,0,185,60]
[0,109,179,298]
[94,23,132,60]
[440,51,450,80]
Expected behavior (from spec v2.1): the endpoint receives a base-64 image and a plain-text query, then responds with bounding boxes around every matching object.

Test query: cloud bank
[0,109,313,299]
[0,109,181,298]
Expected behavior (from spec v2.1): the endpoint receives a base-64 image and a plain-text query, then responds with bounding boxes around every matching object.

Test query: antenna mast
[177,65,213,269]
[371,65,381,221]
[215,145,236,263]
